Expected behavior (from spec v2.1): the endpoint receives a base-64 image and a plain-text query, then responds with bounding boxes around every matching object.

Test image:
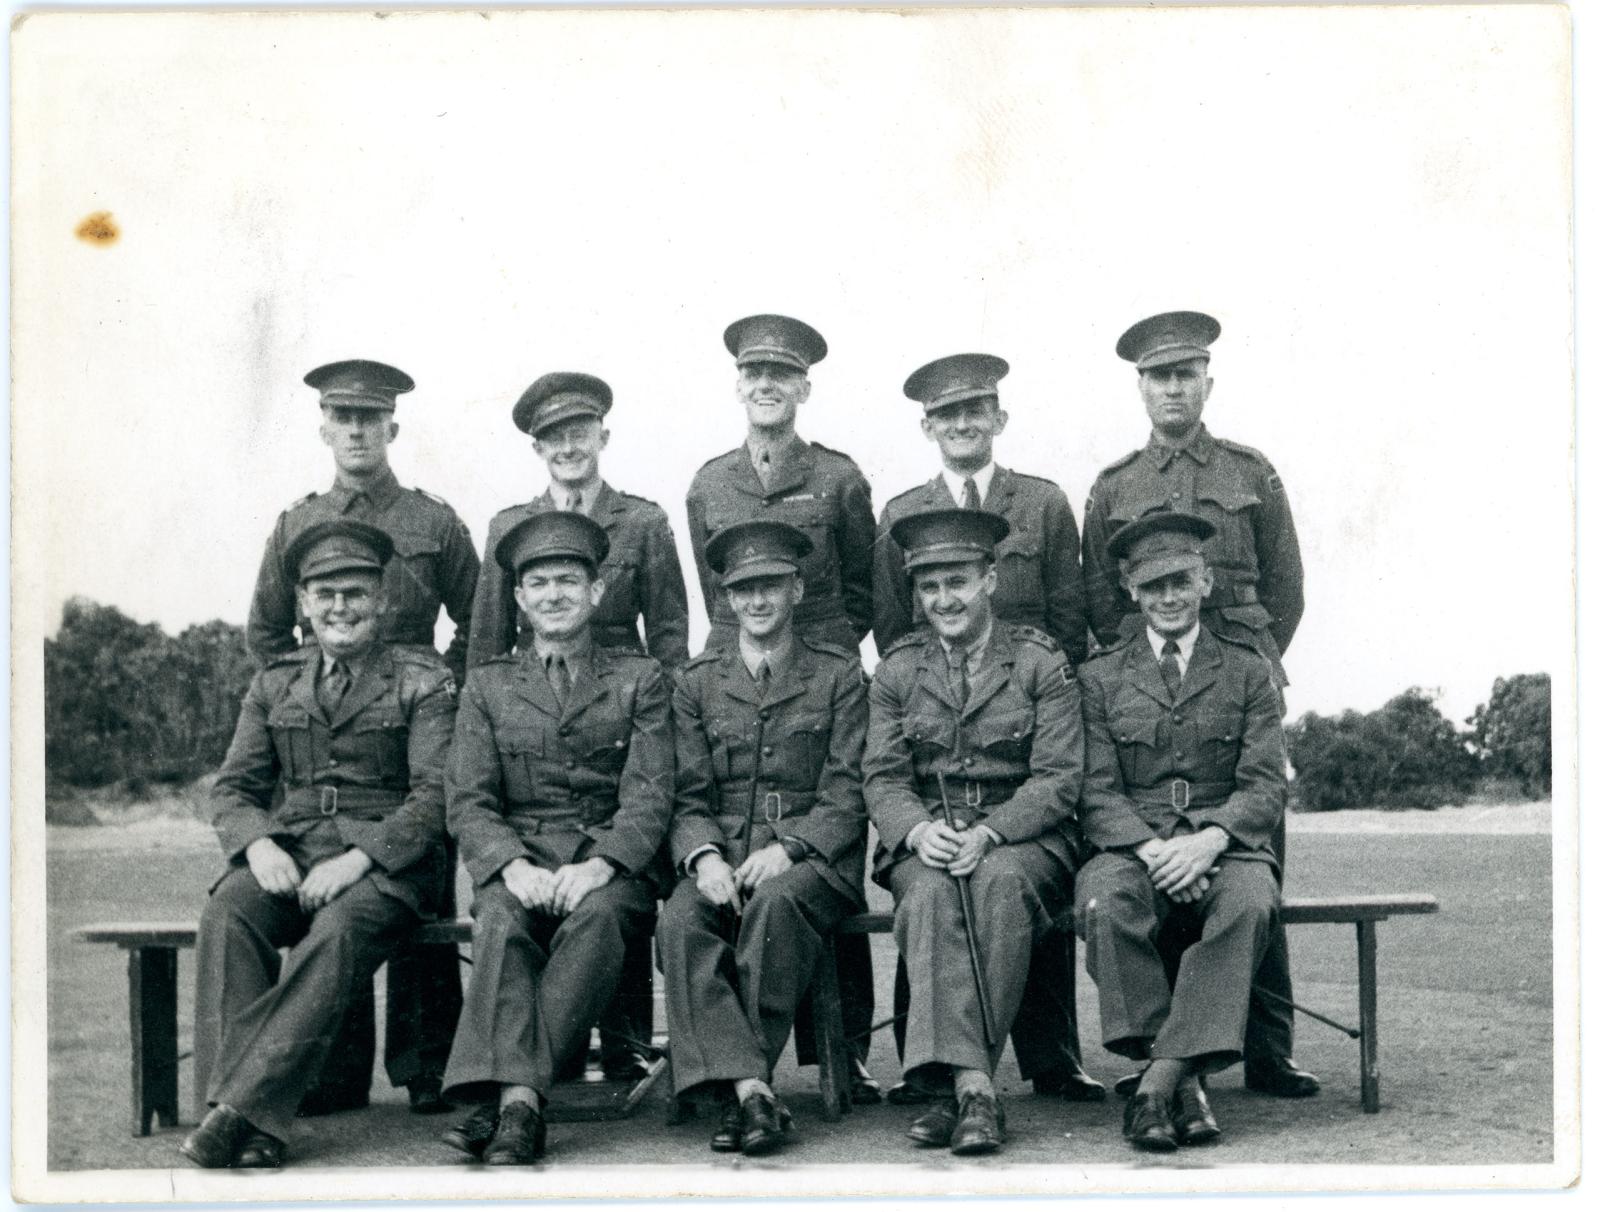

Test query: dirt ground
[43,813,1554,1176]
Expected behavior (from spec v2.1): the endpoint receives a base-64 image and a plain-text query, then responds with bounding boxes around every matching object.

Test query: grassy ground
[44,817,1553,1172]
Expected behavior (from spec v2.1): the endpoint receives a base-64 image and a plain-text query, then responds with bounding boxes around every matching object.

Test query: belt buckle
[1170,778,1190,811]
[964,782,983,809]
[764,791,783,823]
[319,786,338,817]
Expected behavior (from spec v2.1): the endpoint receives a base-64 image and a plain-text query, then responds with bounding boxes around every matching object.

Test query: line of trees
[44,597,1552,813]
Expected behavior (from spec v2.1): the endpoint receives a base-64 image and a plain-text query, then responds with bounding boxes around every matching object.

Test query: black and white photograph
[8,2,1579,1202]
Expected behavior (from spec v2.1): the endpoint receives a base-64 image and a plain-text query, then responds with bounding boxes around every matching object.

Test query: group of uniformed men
[179,308,1312,1170]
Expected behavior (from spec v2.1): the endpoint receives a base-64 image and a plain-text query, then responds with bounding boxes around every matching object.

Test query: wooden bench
[806,894,1440,1121]
[77,892,1436,1137]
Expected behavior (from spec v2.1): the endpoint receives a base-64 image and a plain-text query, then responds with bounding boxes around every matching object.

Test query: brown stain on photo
[75,212,119,245]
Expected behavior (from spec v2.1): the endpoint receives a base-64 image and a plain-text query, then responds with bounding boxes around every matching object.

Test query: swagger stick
[737,714,769,870]
[936,772,998,1048]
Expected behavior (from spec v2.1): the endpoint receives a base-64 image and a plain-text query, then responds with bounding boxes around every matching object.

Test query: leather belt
[505,797,617,828]
[716,787,817,823]
[1128,779,1235,811]
[282,785,405,820]
[919,778,1022,811]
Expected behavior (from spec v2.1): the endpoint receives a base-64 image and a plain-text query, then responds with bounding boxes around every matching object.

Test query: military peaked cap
[304,359,415,411]
[286,520,395,583]
[1115,311,1222,371]
[513,371,614,436]
[903,353,1010,412]
[890,507,1010,572]
[723,314,828,372]
[706,519,813,587]
[1107,510,1216,587]
[495,510,611,577]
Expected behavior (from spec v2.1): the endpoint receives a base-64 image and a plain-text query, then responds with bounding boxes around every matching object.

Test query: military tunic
[1081,426,1302,682]
[247,467,480,683]
[440,646,672,1100]
[873,467,1090,667]
[1074,626,1286,1069]
[659,639,868,1095]
[863,624,1083,1083]
[193,644,457,1141]
[686,436,875,652]
[467,481,690,671]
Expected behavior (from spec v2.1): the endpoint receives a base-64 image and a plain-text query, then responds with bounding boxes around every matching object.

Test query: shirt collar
[320,647,372,679]
[329,465,402,512]
[1146,623,1200,667]
[1148,424,1215,470]
[939,617,995,669]
[550,478,603,514]
[940,462,996,505]
[746,431,801,471]
[739,631,795,680]
[533,631,594,667]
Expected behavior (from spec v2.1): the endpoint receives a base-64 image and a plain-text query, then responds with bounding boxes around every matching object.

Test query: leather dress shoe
[179,1104,250,1169]
[949,1091,1005,1156]
[235,1131,286,1168]
[1172,1077,1221,1146]
[1033,1066,1108,1102]
[1245,1056,1321,1098]
[482,1100,547,1165]
[906,1097,960,1147]
[886,1081,934,1106]
[1113,1069,1148,1099]
[710,1098,744,1153]
[850,1057,883,1105]
[1122,1092,1179,1152]
[408,1076,453,1115]
[441,1102,499,1158]
[738,1092,792,1157]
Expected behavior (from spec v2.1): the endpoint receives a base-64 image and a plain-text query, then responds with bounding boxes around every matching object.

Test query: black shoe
[849,1057,883,1105]
[1113,1068,1148,1099]
[441,1102,499,1158]
[738,1092,791,1157]
[949,1091,1005,1156]
[178,1104,250,1169]
[482,1100,547,1165]
[235,1131,286,1168]
[905,1097,960,1147]
[1033,1066,1108,1102]
[1122,1092,1179,1152]
[408,1076,453,1115]
[710,1097,744,1153]
[1244,1056,1321,1098]
[1173,1076,1221,1146]
[295,1085,369,1117]
[886,1081,935,1106]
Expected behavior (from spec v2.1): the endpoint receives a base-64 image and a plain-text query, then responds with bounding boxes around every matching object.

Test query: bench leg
[1356,920,1379,1113]
[128,947,180,1136]
[810,936,851,1121]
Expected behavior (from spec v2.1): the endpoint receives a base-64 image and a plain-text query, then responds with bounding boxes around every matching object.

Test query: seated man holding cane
[1074,510,1288,1152]
[659,520,869,1156]
[863,508,1084,1156]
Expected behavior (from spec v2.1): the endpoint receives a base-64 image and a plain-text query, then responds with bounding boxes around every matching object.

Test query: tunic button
[328,758,339,767]
[762,746,773,757]
[1173,714,1184,724]
[1175,750,1185,759]
[559,727,571,737]
[565,759,577,769]
[963,756,975,767]
[759,710,771,721]
[1171,491,1180,500]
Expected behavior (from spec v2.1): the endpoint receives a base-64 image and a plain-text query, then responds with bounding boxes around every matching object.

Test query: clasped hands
[908,818,997,877]
[692,843,794,912]
[245,836,372,911]
[1135,826,1230,903]
[501,855,615,915]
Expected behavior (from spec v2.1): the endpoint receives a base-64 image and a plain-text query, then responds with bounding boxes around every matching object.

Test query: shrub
[1467,673,1552,799]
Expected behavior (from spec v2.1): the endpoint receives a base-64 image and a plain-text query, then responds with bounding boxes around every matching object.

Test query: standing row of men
[180,308,1311,1168]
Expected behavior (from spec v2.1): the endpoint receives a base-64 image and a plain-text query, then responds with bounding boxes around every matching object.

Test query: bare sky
[11,5,1572,724]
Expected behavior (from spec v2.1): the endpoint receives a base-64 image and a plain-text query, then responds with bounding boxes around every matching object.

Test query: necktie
[1159,640,1183,698]
[756,659,772,696]
[568,489,583,513]
[757,451,774,491]
[318,660,351,717]
[548,654,571,705]
[962,477,981,510]
[949,647,969,708]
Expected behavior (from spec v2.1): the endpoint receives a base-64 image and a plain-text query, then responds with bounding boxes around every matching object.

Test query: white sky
[10,5,1572,724]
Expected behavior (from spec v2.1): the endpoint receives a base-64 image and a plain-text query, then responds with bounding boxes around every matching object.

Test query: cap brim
[1124,551,1205,587]
[529,400,605,436]
[318,394,396,411]
[299,556,385,582]
[720,558,799,587]
[736,349,809,372]
[903,544,993,571]
[1136,347,1211,372]
[509,549,601,576]
[924,387,1000,412]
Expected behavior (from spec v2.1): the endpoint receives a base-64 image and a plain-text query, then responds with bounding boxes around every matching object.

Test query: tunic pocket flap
[977,709,1036,749]
[1115,718,1161,747]
[267,705,312,729]
[1197,486,1262,514]
[389,532,442,558]
[905,714,956,750]
[500,728,545,756]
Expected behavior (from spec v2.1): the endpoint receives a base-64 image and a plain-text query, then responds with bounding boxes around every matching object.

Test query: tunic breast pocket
[387,533,443,611]
[352,712,410,782]
[1195,486,1262,569]
[499,729,544,801]
[780,711,832,781]
[1195,707,1245,773]
[579,722,630,774]
[267,706,315,781]
[705,719,737,781]
[1110,715,1162,786]
[975,708,1035,764]
[904,713,955,762]
[995,528,1044,600]
[770,504,835,588]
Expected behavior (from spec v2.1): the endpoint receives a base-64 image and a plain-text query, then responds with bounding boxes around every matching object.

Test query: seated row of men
[181,500,1288,1170]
